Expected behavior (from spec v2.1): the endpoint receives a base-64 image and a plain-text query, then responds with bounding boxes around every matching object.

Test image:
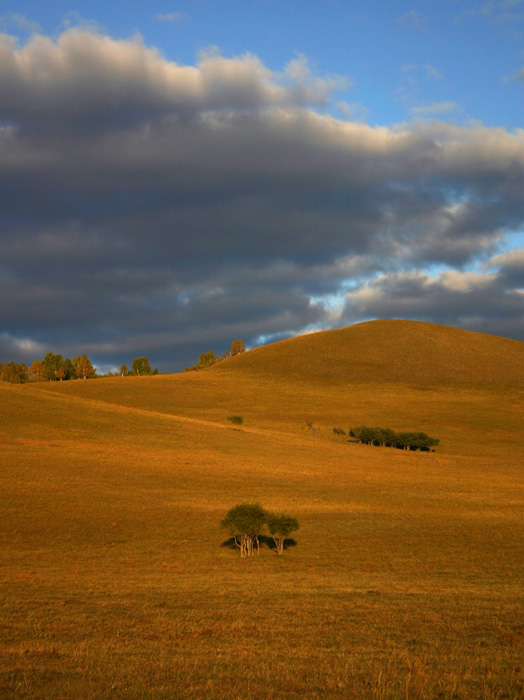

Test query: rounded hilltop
[214,319,524,388]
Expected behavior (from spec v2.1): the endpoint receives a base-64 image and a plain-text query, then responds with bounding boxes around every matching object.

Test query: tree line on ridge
[0,353,159,383]
[0,339,247,384]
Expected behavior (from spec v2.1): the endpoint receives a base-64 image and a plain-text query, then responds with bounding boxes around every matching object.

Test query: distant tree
[132,357,151,376]
[61,358,75,380]
[74,354,95,380]
[0,361,28,383]
[28,360,46,382]
[42,352,64,381]
[221,503,266,558]
[396,431,440,451]
[380,428,397,447]
[350,426,382,445]
[303,421,320,436]
[266,512,299,556]
[228,415,243,426]
[196,350,219,369]
[333,427,346,440]
[120,364,128,377]
[230,340,246,356]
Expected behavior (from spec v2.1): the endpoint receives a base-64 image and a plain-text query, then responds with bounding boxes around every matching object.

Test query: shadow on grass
[221,536,297,552]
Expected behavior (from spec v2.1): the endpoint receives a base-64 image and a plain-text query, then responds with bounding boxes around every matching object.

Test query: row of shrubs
[333,425,440,451]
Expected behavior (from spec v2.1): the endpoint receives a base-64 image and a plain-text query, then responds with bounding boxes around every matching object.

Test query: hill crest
[215,319,524,388]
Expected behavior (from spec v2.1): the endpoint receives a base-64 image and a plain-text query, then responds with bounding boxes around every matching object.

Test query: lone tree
[28,360,46,382]
[266,512,299,556]
[196,350,219,369]
[74,354,95,380]
[221,503,266,558]
[132,356,151,376]
[230,339,246,356]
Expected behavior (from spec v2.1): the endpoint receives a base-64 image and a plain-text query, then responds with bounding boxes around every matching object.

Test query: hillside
[2,320,524,700]
[23,320,524,452]
[216,319,524,388]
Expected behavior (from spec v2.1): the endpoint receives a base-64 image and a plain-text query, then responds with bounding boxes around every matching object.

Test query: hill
[1,320,523,700]
[216,319,524,388]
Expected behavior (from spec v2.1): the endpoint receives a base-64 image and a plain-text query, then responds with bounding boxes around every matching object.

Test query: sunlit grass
[1,321,524,698]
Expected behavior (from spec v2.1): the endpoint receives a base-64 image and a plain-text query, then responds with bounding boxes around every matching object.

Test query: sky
[0,1,523,372]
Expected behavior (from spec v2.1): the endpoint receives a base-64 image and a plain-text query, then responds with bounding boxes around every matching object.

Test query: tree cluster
[349,425,440,451]
[185,340,246,372]
[221,503,299,558]
[121,357,159,376]
[0,352,163,384]
[0,361,29,384]
[184,349,220,372]
[0,352,96,383]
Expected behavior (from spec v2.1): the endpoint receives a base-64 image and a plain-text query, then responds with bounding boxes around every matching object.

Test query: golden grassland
[1,320,524,699]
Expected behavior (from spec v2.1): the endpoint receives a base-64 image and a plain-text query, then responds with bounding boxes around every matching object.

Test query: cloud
[341,251,524,340]
[337,100,369,122]
[58,11,107,34]
[0,13,41,34]
[481,0,524,22]
[395,11,428,31]
[425,64,444,81]
[153,12,188,24]
[457,0,524,31]
[0,332,47,366]
[0,28,523,368]
[411,101,460,117]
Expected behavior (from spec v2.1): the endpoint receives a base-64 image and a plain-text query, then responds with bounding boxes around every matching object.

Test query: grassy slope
[215,319,524,387]
[1,321,524,699]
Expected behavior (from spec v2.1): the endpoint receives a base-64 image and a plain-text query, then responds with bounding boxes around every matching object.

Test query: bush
[228,415,244,425]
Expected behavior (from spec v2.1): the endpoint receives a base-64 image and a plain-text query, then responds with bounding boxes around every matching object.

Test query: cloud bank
[1,29,523,369]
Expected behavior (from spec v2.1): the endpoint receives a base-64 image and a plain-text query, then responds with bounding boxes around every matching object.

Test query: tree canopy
[196,350,219,369]
[266,512,299,556]
[74,354,96,380]
[221,502,267,558]
[230,340,246,356]
[0,351,97,384]
[132,356,152,376]
[350,426,440,451]
[0,361,28,384]
[221,503,299,557]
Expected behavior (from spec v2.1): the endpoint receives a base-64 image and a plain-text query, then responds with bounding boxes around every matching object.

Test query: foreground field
[2,322,524,699]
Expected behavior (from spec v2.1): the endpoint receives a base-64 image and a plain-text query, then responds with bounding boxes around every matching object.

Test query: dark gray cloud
[341,249,524,340]
[1,29,523,370]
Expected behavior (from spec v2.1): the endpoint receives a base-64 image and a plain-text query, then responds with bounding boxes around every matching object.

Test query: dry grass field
[1,320,523,699]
